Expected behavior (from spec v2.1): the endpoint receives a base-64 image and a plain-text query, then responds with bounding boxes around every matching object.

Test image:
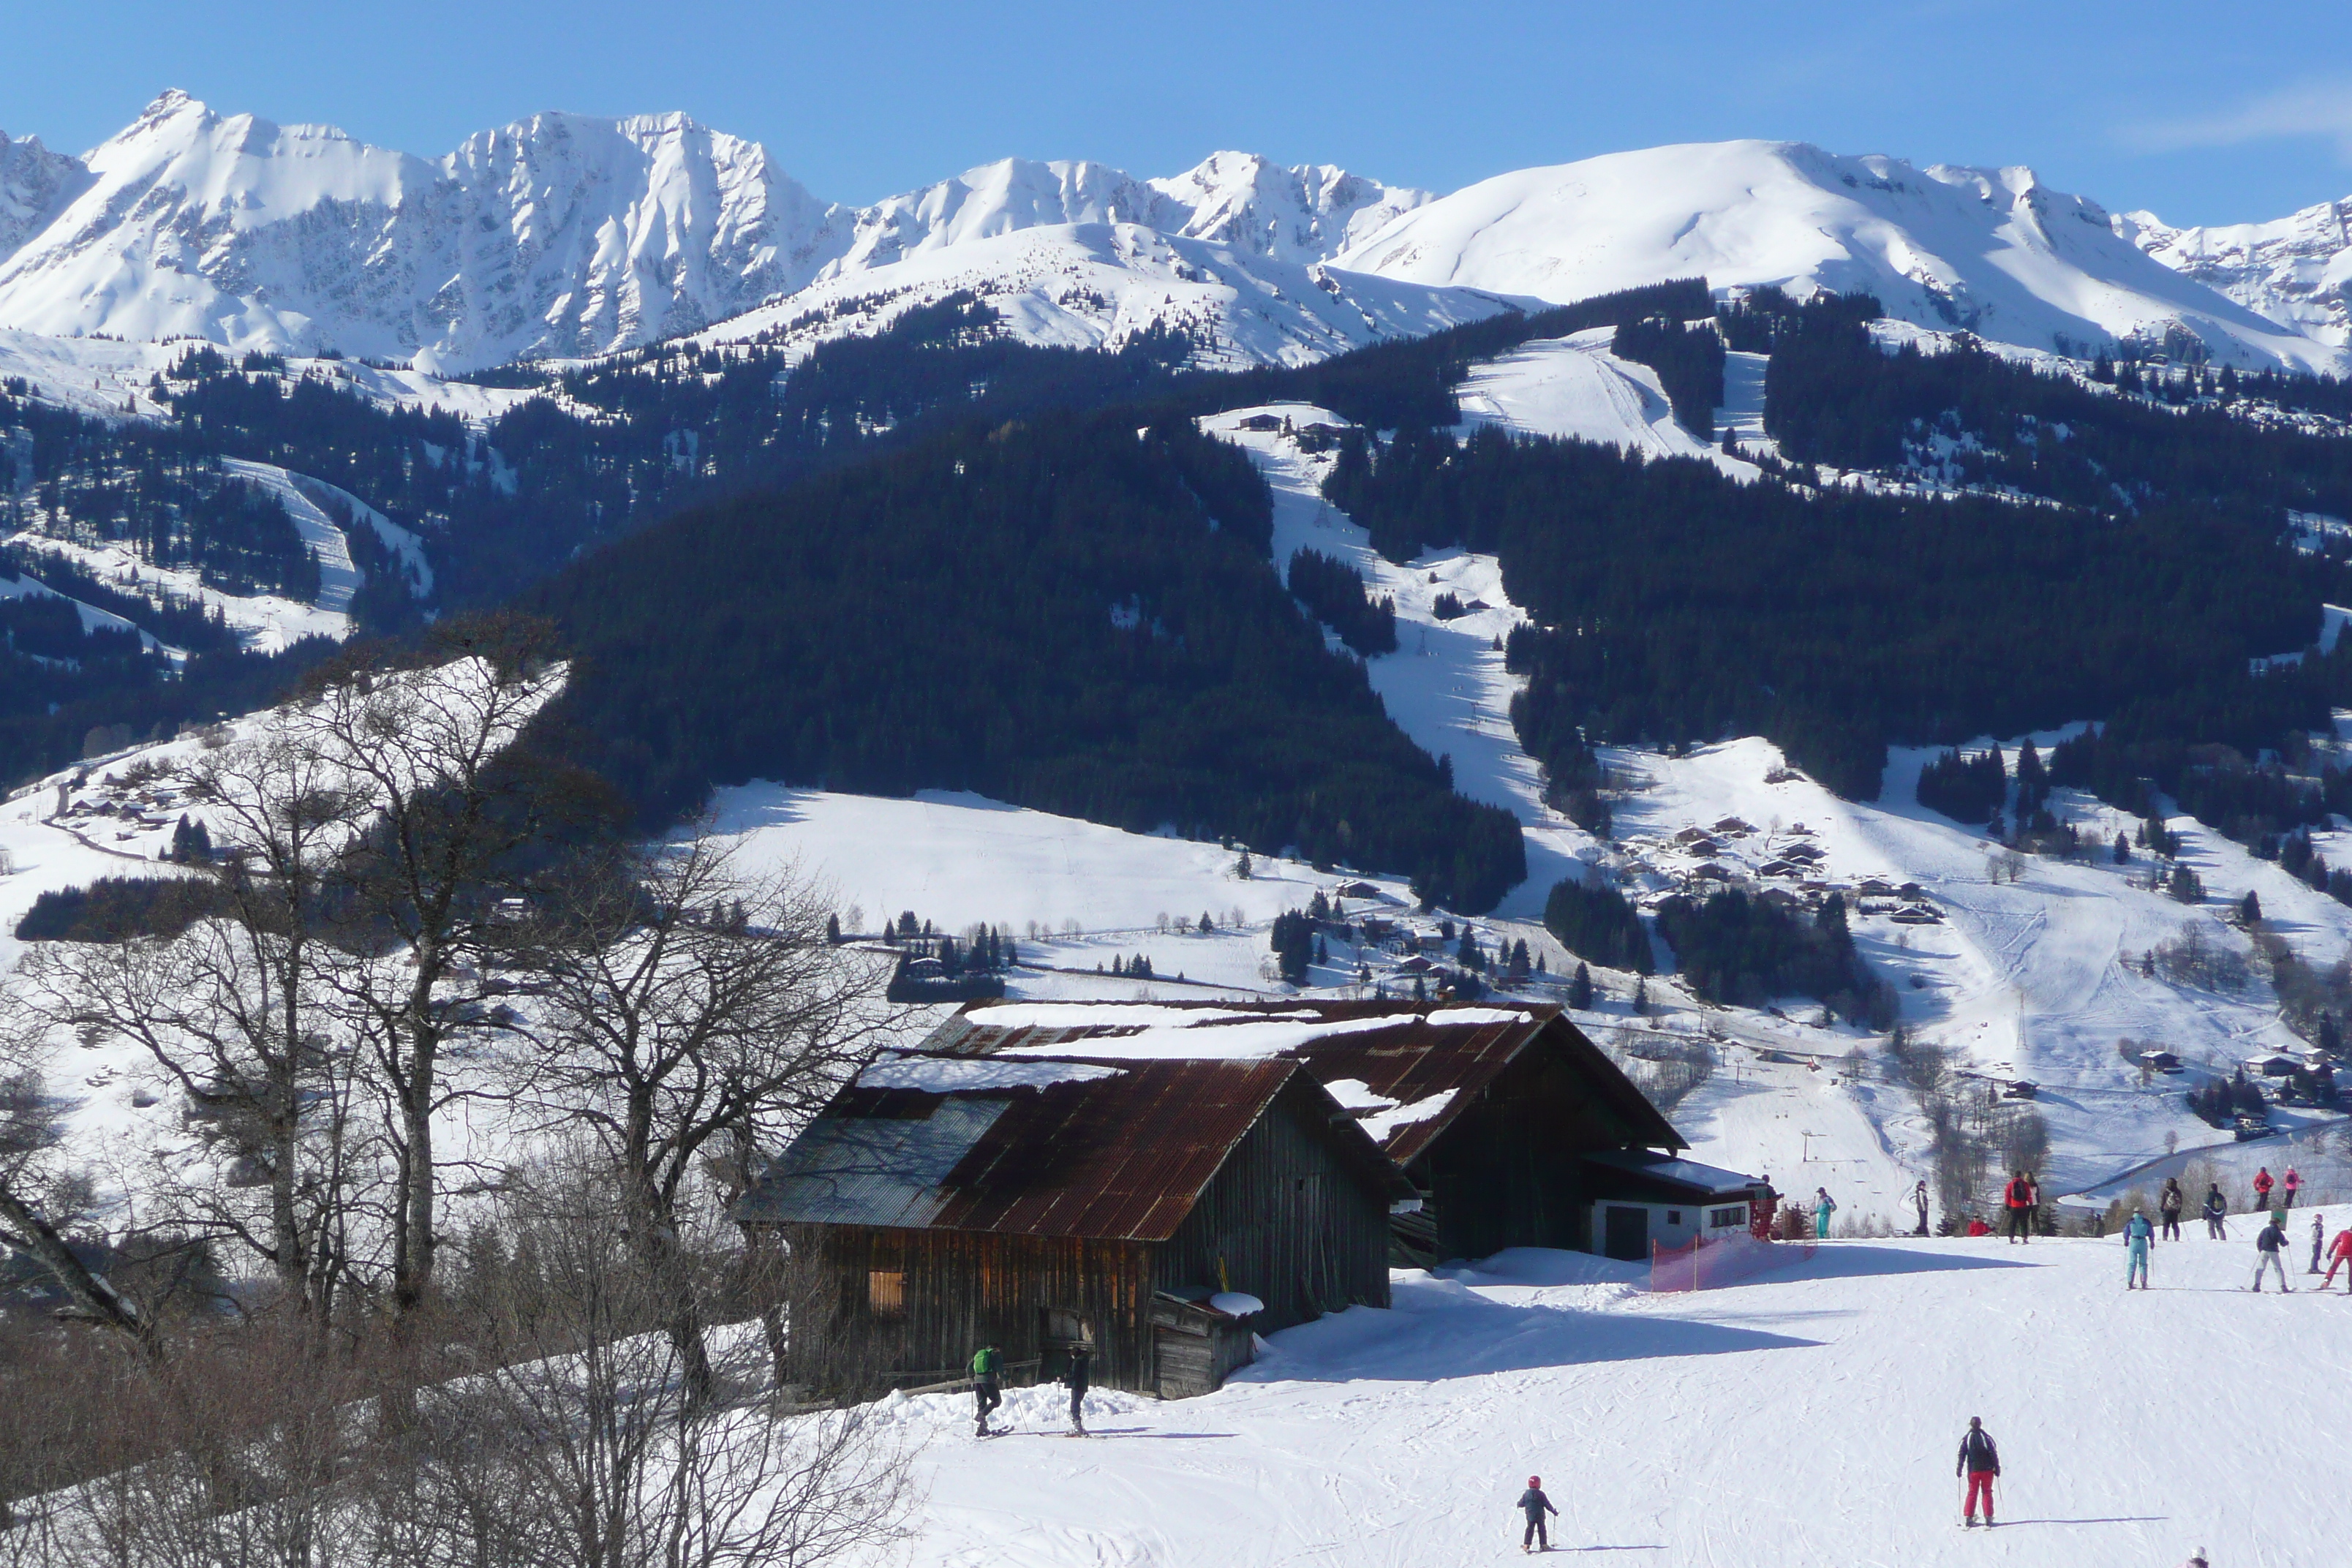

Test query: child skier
[1956,1417,2000,1527]
[1517,1475,1559,1553]
[2124,1209,2154,1289]
[2323,1224,2352,1290]
[2252,1215,2293,1292]
[2311,1213,2326,1274]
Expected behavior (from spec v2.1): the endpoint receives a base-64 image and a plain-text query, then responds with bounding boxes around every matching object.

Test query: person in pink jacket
[2283,1166,2301,1208]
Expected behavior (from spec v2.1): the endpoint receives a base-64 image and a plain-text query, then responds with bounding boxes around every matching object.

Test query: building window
[868,1270,905,1317]
[1042,1306,1092,1346]
[1666,1210,1683,1226]
[1708,1206,1748,1229]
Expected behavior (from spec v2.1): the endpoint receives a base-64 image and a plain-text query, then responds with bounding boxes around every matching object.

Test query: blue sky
[10,1,2352,224]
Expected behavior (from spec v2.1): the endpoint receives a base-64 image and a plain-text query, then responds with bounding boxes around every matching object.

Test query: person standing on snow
[1517,1475,1560,1553]
[2253,1167,2274,1210]
[2323,1224,2352,1291]
[2002,1170,2036,1243]
[2159,1177,2185,1242]
[2252,1214,2293,1292]
[2311,1213,2326,1274]
[970,1343,1005,1436]
[2204,1184,2230,1240]
[1062,1343,1091,1435]
[1912,1180,1931,1237]
[2124,1209,2155,1289]
[2283,1166,2301,1209]
[1813,1188,1836,1240]
[1956,1416,2001,1527]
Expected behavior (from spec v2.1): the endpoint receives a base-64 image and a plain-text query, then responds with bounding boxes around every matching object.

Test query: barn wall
[775,1226,1154,1398]
[1420,1043,1644,1260]
[1156,1082,1392,1332]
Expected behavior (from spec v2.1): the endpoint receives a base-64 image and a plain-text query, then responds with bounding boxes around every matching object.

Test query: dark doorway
[1602,1205,1648,1262]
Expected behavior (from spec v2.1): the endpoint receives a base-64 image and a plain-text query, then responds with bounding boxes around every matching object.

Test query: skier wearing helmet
[1516,1476,1559,1553]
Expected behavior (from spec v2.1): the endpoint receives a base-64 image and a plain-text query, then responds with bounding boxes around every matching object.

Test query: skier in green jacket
[971,1345,1003,1436]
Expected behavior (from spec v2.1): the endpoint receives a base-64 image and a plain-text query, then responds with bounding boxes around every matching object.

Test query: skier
[1062,1343,1091,1435]
[2159,1177,2185,1242]
[2124,1208,2154,1289]
[2253,1167,2274,1210]
[2178,1553,2208,1568]
[2311,1213,2326,1275]
[2322,1224,2352,1290]
[1956,1416,2001,1527]
[970,1343,1004,1436]
[2251,1213,2293,1292]
[1813,1187,1836,1240]
[1517,1475,1559,1553]
[1966,1214,1991,1237]
[2204,1184,2230,1240]
[1911,1179,1931,1237]
[2283,1166,2300,1209]
[2002,1169,2036,1243]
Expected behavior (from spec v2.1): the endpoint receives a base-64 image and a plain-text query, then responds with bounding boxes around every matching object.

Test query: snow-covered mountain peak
[1147,149,1431,263]
[2119,193,2352,350]
[1336,137,2347,372]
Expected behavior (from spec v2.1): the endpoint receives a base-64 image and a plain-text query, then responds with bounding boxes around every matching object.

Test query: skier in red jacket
[2002,1171,2035,1243]
[2253,1167,2274,1210]
[2323,1226,2352,1291]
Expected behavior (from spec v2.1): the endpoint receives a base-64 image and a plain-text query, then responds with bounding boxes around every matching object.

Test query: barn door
[1602,1205,1648,1262]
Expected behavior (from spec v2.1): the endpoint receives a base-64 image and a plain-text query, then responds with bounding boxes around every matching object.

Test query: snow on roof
[1319,1077,1396,1113]
[857,1055,1125,1093]
[1360,1088,1458,1144]
[1586,1148,1762,1196]
[970,1003,1319,1032]
[998,1012,1427,1062]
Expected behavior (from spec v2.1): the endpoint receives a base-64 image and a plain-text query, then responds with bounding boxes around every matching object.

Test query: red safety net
[1651,1231,1814,1292]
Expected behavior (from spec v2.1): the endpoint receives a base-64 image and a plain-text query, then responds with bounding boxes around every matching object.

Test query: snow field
[865,1233,2330,1567]
[1454,326,1762,480]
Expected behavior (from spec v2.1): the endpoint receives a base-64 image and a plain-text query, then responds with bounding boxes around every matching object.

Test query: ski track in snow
[862,1235,2335,1567]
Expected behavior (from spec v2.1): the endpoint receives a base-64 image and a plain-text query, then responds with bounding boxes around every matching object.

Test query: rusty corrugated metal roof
[737,1057,1361,1241]
[921,1000,1684,1164]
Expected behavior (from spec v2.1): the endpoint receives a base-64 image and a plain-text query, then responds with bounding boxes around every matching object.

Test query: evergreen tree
[1569,962,1594,1009]
[1633,977,1649,1014]
[825,912,842,944]
[2242,889,2262,926]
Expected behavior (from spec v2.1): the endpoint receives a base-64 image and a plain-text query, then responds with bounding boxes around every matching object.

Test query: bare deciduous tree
[515,840,895,1406]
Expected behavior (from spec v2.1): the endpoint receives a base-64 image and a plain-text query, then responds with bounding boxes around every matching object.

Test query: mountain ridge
[0,94,2347,378]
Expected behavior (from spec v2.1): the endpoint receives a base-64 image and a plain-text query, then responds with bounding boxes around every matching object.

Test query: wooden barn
[921,1001,1716,1266]
[734,1054,1405,1401]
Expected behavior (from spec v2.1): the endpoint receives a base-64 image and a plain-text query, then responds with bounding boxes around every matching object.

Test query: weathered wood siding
[776,1226,1154,1398]
[1416,1044,1651,1259]
[1155,1079,1392,1332]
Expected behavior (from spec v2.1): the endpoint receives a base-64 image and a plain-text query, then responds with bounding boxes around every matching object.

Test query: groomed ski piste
[860,1224,2333,1567]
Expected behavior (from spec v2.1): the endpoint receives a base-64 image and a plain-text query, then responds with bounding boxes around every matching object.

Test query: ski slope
[1454,325,1762,479]
[862,1232,2326,1567]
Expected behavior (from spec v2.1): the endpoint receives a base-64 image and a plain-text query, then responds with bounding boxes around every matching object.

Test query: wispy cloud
[2122,78,2352,162]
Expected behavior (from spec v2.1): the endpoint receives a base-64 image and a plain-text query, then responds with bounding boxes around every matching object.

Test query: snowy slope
[1335,140,2351,374]
[692,222,1524,369]
[865,1233,2340,1567]
[1454,325,1762,478]
[2122,195,2352,350]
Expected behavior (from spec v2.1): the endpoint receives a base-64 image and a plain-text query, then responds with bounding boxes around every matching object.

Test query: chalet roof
[919,1000,1684,1166]
[736,1056,1403,1241]
[1584,1148,1763,1202]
